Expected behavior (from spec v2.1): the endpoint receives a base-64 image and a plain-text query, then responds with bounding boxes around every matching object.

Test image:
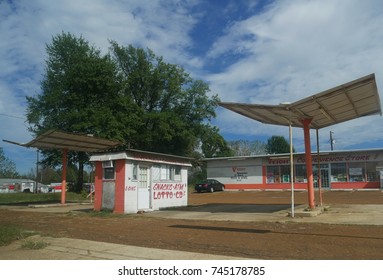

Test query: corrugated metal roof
[90,149,193,166]
[219,73,382,129]
[204,147,383,161]
[4,130,121,152]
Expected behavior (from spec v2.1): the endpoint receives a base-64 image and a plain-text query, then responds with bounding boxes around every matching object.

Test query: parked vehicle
[0,179,36,193]
[49,183,63,192]
[195,179,225,193]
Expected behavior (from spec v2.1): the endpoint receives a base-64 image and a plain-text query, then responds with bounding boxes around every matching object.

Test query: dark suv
[195,179,225,193]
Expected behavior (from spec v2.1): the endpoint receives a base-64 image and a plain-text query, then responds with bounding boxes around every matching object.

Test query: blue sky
[1,0,383,175]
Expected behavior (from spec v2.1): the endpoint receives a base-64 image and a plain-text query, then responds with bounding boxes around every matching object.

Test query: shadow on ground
[166,203,298,213]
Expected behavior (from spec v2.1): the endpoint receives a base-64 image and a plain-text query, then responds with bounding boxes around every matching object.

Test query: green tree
[228,140,266,156]
[109,42,224,157]
[38,167,61,185]
[187,126,233,185]
[200,126,233,158]
[26,32,124,192]
[26,33,228,190]
[265,135,294,154]
[0,148,19,178]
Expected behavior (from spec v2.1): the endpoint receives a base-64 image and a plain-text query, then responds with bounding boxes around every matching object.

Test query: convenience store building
[218,74,381,208]
[206,148,383,190]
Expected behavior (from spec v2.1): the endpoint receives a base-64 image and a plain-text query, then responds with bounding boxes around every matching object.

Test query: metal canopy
[219,74,381,129]
[3,130,122,205]
[4,130,121,152]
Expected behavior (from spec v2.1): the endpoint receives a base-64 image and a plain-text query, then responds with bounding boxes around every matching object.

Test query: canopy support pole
[61,149,68,204]
[289,121,295,217]
[301,118,315,209]
[316,128,323,206]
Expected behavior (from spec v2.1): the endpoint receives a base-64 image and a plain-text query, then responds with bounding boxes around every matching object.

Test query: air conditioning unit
[102,160,114,168]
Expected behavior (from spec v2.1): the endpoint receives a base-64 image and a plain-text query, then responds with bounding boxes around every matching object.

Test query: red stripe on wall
[114,159,125,214]
[225,182,379,190]
[331,182,379,189]
[262,166,267,185]
[94,161,103,211]
[224,183,311,190]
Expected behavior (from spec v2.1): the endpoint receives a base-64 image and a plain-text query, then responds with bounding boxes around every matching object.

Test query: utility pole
[330,131,335,151]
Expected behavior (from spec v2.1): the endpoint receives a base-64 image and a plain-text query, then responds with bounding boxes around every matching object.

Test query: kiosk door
[102,181,115,210]
[138,166,150,210]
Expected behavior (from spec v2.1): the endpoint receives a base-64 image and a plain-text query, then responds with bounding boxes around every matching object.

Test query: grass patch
[21,240,50,250]
[87,209,115,217]
[0,192,89,205]
[86,209,140,218]
[0,224,36,246]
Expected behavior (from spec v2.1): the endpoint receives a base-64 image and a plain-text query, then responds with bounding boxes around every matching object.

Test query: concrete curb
[0,235,250,260]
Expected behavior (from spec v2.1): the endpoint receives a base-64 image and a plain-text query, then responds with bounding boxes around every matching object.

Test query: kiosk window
[132,163,138,181]
[174,166,181,181]
[102,161,115,180]
[152,165,161,180]
[160,165,175,180]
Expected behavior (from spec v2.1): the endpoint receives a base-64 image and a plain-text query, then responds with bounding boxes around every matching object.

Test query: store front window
[266,166,280,183]
[366,162,378,181]
[280,165,291,183]
[331,162,379,182]
[295,164,307,183]
[331,163,347,182]
[348,163,365,182]
[266,160,381,185]
[267,165,292,183]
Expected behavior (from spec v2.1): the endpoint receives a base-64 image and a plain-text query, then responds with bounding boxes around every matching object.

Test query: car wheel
[210,187,214,193]
[197,190,201,193]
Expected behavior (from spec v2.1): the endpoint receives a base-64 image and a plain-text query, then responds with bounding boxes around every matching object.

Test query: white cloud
[0,0,201,173]
[207,0,383,149]
[207,0,383,94]
[1,0,383,173]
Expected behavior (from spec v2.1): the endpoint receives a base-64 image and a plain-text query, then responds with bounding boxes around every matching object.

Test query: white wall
[123,161,188,213]
[207,158,263,185]
[151,167,188,210]
[124,160,138,213]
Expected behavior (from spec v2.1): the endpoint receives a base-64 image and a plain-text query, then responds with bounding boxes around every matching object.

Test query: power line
[0,113,25,120]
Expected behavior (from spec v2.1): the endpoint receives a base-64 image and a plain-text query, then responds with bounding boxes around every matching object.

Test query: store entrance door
[313,164,330,189]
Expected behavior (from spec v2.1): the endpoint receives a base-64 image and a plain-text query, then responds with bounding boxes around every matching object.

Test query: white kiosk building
[90,149,191,214]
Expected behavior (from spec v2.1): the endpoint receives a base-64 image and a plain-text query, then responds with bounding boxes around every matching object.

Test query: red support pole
[301,118,315,209]
[61,149,68,204]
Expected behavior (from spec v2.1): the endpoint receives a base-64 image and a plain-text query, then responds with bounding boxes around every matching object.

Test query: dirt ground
[1,190,383,259]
